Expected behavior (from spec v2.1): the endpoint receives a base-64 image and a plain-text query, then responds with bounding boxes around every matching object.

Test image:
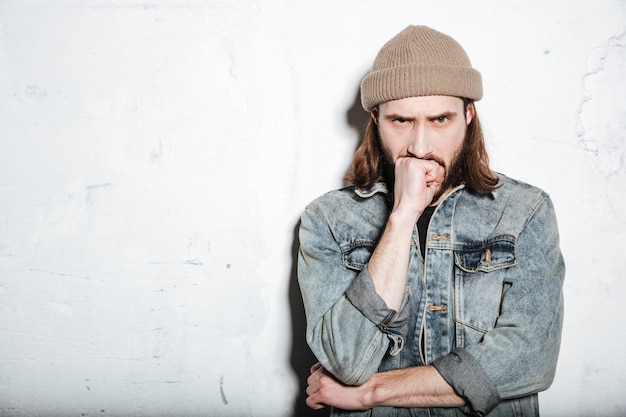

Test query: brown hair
[344,100,499,195]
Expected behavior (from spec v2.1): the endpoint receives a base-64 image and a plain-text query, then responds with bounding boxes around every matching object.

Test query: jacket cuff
[433,349,502,416]
[345,266,410,355]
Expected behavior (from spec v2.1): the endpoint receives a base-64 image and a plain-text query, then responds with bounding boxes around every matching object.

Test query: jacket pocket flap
[454,237,517,273]
[341,240,376,271]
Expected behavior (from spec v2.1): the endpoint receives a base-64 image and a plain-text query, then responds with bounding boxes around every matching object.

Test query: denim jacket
[297,174,565,417]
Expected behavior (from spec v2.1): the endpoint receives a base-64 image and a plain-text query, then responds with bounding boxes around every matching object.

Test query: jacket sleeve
[297,204,410,385]
[433,195,565,415]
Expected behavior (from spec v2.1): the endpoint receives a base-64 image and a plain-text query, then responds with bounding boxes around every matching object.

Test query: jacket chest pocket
[341,240,376,271]
[453,237,517,346]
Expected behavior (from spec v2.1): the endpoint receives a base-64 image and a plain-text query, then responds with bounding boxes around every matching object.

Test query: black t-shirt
[417,205,436,258]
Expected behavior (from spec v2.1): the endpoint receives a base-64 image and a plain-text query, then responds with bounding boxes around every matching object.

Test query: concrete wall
[1,1,625,416]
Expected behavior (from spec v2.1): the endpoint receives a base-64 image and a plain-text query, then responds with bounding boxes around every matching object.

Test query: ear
[371,108,379,125]
[465,102,475,126]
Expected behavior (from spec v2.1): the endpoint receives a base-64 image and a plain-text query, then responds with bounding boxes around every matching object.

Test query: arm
[367,157,444,310]
[298,158,444,384]
[298,207,401,385]
[306,362,465,411]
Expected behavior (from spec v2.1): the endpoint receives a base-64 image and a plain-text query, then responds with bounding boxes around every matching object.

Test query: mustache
[384,153,448,171]
[421,154,447,171]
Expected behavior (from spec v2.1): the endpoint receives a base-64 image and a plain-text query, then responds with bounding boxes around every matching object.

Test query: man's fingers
[306,362,328,410]
[306,363,325,396]
[305,396,326,410]
[309,362,323,374]
[393,157,446,212]
[424,164,445,183]
[396,157,445,184]
[306,370,319,389]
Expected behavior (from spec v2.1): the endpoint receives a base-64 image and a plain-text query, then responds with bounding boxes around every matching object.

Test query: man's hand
[305,362,371,411]
[393,157,445,220]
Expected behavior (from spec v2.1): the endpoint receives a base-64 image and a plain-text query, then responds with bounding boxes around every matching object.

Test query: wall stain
[219,375,228,405]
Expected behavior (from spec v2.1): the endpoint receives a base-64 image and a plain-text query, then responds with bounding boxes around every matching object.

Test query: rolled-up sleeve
[433,349,501,416]
[345,266,411,356]
[298,204,409,385]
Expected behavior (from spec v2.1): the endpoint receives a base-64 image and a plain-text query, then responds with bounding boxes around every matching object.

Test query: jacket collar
[354,182,389,198]
[354,179,500,201]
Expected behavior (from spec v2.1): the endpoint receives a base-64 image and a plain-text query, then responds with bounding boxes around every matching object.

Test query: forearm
[306,364,466,411]
[365,365,465,409]
[368,211,417,310]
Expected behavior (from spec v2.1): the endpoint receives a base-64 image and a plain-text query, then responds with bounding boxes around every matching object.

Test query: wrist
[387,209,421,232]
[393,195,427,223]
[361,374,386,409]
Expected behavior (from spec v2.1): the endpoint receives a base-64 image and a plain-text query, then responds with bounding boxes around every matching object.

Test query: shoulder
[452,174,555,241]
[492,173,551,214]
[458,173,548,210]
[304,183,390,216]
[495,173,548,198]
[301,183,391,238]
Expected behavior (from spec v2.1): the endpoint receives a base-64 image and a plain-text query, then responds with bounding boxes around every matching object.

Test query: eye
[393,118,409,125]
[434,115,449,124]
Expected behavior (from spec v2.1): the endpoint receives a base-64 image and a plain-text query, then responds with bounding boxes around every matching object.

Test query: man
[297,26,565,416]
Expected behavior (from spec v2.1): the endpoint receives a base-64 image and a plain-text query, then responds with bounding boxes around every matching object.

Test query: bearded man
[297,25,565,417]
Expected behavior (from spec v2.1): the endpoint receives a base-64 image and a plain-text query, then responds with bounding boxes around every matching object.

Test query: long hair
[344,100,499,195]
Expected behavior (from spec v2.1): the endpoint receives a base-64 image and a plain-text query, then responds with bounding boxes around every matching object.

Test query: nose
[407,126,432,159]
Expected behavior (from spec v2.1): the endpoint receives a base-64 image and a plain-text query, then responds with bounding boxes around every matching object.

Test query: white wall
[1,1,625,416]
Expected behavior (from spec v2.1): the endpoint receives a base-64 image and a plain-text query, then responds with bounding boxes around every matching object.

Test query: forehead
[379,95,464,114]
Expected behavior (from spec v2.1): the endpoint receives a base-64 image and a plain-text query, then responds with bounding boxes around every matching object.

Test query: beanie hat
[360,25,483,111]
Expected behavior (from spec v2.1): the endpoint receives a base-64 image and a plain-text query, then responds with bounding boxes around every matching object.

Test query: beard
[430,144,466,204]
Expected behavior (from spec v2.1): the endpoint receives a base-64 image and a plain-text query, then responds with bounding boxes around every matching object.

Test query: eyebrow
[428,111,458,120]
[383,113,412,121]
[383,111,458,121]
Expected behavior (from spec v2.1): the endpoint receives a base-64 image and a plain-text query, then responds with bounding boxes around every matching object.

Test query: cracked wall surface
[577,28,626,177]
[577,28,626,222]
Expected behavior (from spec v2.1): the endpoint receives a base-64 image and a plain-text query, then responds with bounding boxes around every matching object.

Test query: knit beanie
[360,25,483,112]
